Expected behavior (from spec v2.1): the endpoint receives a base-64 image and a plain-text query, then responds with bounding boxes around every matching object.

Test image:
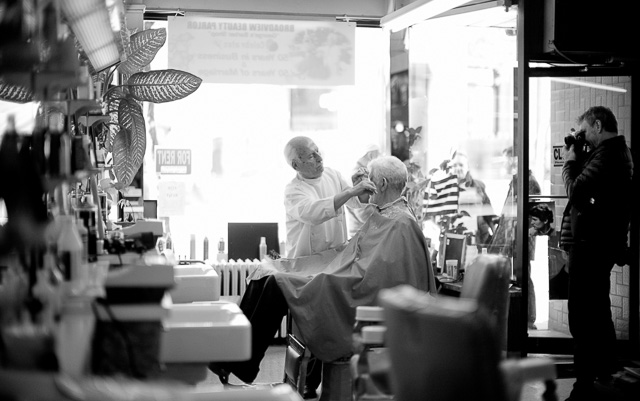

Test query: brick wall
[547,76,632,339]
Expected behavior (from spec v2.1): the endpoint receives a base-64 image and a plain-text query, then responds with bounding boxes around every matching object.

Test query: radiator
[210,259,288,341]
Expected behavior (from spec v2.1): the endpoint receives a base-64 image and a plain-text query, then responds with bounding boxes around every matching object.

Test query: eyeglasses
[299,150,322,162]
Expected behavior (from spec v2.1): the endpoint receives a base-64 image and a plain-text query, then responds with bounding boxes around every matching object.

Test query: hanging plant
[93,26,202,190]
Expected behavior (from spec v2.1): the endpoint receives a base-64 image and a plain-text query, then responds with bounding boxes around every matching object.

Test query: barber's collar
[377,196,407,212]
[297,173,322,184]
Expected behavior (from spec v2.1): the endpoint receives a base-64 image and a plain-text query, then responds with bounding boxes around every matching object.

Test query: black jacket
[562,135,633,247]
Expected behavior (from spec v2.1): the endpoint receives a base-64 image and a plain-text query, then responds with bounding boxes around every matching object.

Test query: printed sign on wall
[158,181,186,216]
[553,145,565,167]
[156,148,192,174]
[168,16,355,86]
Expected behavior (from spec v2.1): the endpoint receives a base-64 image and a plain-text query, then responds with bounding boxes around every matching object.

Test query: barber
[284,136,376,259]
[283,136,376,398]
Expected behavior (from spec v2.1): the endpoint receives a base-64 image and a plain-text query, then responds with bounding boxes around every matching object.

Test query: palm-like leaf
[112,126,135,190]
[127,69,202,103]
[118,97,146,170]
[118,28,166,75]
[111,97,146,189]
[0,78,34,103]
[104,87,127,114]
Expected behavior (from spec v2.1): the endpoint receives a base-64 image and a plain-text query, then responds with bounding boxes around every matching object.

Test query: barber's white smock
[285,167,362,258]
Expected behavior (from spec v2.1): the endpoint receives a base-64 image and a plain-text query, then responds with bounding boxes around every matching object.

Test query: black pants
[567,242,618,383]
[220,275,289,383]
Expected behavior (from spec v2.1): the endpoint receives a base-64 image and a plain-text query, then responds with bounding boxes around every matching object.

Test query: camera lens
[564,134,576,146]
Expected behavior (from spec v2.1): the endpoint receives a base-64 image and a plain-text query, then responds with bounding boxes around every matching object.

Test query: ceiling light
[549,77,627,93]
[381,0,473,33]
[60,0,121,72]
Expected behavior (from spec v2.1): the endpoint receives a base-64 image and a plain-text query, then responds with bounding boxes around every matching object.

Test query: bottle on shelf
[190,234,196,259]
[217,237,227,263]
[57,215,83,282]
[75,219,89,266]
[74,197,98,262]
[259,236,267,261]
[203,236,209,260]
[166,232,173,250]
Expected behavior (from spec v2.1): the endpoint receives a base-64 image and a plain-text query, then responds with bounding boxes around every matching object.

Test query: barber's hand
[352,178,377,196]
[352,167,368,185]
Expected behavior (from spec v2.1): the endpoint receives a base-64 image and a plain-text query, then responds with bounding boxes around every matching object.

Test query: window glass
[144,21,387,257]
[408,11,518,267]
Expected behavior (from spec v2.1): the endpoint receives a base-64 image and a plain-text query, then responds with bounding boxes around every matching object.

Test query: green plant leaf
[0,78,34,103]
[112,96,145,191]
[104,87,127,114]
[118,28,166,75]
[127,69,202,103]
[105,114,120,153]
[112,126,135,189]
[118,96,146,172]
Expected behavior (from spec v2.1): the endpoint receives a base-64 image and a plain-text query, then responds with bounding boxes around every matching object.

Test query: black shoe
[208,362,230,385]
[565,380,596,401]
[303,386,318,399]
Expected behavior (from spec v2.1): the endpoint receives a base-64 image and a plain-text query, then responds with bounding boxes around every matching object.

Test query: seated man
[209,156,437,384]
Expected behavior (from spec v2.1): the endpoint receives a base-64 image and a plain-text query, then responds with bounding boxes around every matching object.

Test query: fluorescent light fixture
[549,77,628,93]
[381,0,473,32]
[60,0,121,72]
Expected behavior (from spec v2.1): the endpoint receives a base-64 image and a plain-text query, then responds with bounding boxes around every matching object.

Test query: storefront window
[143,21,387,257]
[408,10,519,269]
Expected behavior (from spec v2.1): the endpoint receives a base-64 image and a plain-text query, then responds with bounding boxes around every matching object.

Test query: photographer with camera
[561,106,633,401]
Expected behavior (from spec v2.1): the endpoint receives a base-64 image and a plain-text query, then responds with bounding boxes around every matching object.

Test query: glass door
[525,75,634,359]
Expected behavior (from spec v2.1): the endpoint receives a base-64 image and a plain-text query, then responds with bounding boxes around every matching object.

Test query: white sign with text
[168,16,355,86]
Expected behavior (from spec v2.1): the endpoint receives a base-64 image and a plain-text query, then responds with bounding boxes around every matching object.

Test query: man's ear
[380,177,388,192]
[291,160,299,171]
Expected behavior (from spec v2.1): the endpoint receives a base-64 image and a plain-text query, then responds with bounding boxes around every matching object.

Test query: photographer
[561,106,633,401]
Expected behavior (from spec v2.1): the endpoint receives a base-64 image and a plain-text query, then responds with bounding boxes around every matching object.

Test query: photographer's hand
[563,144,577,163]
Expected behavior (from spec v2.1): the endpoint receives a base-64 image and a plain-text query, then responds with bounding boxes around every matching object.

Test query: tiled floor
[193,345,580,400]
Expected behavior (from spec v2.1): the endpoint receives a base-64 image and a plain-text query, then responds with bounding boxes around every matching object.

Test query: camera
[564,129,587,153]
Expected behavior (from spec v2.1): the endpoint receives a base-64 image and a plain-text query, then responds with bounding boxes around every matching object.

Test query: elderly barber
[284,136,377,259]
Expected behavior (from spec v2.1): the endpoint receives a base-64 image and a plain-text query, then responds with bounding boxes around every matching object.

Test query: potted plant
[0,13,202,192]
[400,126,429,224]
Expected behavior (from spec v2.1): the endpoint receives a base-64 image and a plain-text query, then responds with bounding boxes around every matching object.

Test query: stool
[319,357,352,401]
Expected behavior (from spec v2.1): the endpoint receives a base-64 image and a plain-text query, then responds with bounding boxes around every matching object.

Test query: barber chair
[283,314,312,398]
[459,253,512,352]
[283,313,353,401]
[379,255,558,401]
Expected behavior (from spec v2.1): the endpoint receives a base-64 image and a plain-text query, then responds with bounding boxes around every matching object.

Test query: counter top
[436,274,522,297]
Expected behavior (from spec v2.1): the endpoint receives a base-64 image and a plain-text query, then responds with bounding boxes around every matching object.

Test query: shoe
[302,386,318,399]
[565,380,596,401]
[208,362,230,385]
[528,322,537,330]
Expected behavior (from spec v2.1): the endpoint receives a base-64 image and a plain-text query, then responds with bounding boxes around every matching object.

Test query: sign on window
[156,148,192,174]
[168,16,355,86]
